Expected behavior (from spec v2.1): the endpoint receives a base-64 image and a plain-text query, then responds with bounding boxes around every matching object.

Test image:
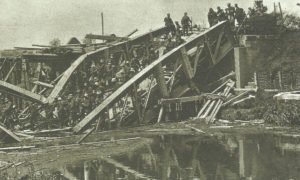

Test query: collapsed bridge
[0,21,234,135]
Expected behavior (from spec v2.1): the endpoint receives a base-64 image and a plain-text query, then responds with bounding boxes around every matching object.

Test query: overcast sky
[0,0,299,49]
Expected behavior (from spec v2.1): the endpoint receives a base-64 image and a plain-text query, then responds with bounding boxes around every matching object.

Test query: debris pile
[196,79,235,123]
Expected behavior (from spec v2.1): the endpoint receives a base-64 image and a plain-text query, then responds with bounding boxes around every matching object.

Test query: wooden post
[101,12,104,35]
[132,83,142,124]
[154,63,170,98]
[239,139,245,178]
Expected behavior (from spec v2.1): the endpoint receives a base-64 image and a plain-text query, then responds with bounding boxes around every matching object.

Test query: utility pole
[101,12,104,35]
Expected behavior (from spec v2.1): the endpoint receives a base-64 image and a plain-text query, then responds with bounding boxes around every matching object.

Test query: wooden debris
[21,127,72,135]
[206,82,235,123]
[0,146,35,151]
[231,95,255,106]
[77,127,96,144]
[33,81,54,88]
[209,126,233,129]
[222,90,252,107]
[160,94,224,105]
[206,71,235,89]
[185,124,205,134]
[157,106,164,123]
[0,125,21,143]
[101,157,150,179]
[197,80,235,124]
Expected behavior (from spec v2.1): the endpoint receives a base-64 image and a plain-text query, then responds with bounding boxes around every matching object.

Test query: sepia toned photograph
[0,0,300,179]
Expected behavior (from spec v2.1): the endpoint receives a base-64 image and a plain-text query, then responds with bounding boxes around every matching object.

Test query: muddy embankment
[220,30,300,126]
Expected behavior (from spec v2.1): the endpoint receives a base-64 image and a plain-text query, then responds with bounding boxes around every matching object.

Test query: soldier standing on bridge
[164,13,176,36]
[225,3,235,25]
[181,12,192,36]
[217,7,227,22]
[235,4,246,26]
[208,8,218,27]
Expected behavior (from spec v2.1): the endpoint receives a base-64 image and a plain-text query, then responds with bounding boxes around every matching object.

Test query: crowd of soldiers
[0,37,182,130]
[208,3,247,27]
[207,1,268,28]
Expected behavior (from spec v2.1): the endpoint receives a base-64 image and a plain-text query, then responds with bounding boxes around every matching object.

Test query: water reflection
[17,134,300,179]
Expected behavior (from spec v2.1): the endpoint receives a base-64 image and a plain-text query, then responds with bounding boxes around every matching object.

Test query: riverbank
[1,121,300,179]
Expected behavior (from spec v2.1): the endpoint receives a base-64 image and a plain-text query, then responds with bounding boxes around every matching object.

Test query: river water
[24,133,300,180]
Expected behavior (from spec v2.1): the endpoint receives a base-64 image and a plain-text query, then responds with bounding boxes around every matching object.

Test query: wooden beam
[212,31,225,61]
[0,125,21,142]
[0,80,47,104]
[180,47,194,79]
[77,127,95,144]
[160,94,224,105]
[126,29,138,37]
[33,81,54,88]
[204,35,216,64]
[193,45,205,75]
[101,157,150,179]
[4,62,17,82]
[85,34,128,41]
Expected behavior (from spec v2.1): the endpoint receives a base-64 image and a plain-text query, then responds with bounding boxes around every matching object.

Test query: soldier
[225,3,235,24]
[235,4,246,25]
[181,12,192,36]
[2,97,14,128]
[248,7,256,17]
[164,13,176,36]
[175,21,181,35]
[28,103,39,130]
[208,8,218,27]
[81,93,91,117]
[217,7,227,22]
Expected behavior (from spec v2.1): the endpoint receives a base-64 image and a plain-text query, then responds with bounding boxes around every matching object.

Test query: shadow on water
[11,133,300,180]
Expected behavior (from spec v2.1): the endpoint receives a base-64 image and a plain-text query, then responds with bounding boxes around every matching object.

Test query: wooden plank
[160,94,223,105]
[0,125,21,142]
[0,80,47,104]
[0,146,35,151]
[33,81,54,88]
[157,106,164,123]
[196,80,230,118]
[101,157,150,179]
[207,81,235,123]
[73,21,232,132]
[85,34,129,41]
[126,29,138,37]
[222,90,251,107]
